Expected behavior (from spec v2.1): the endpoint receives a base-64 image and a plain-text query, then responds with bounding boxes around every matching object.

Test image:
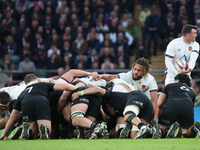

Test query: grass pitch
[0,130,199,150]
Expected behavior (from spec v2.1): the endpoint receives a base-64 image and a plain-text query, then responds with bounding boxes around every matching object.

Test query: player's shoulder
[144,73,155,80]
[169,37,181,45]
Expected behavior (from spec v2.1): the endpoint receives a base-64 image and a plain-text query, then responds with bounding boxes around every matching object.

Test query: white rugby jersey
[0,85,18,93]
[118,71,158,99]
[79,76,106,87]
[9,84,26,100]
[107,78,135,93]
[165,37,199,77]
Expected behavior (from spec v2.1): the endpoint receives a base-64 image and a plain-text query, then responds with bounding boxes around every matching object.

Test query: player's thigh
[158,103,179,126]
[85,95,102,121]
[71,96,90,113]
[35,98,51,121]
[179,102,194,128]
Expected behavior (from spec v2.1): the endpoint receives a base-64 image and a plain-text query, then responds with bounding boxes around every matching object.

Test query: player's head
[24,74,38,85]
[182,24,197,42]
[174,73,191,87]
[131,57,151,80]
[0,91,10,110]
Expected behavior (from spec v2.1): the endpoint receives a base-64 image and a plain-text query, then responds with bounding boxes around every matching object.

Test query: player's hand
[47,78,54,83]
[75,82,85,88]
[71,92,80,101]
[0,135,7,140]
[178,68,192,74]
[92,72,101,81]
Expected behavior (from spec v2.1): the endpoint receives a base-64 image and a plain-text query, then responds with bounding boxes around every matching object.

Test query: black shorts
[71,95,90,106]
[22,96,51,122]
[126,92,153,122]
[85,95,102,121]
[158,100,194,127]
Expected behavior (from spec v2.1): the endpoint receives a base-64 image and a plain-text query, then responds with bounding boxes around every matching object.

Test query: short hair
[0,91,10,104]
[131,57,152,77]
[24,74,37,85]
[174,73,191,87]
[182,24,197,36]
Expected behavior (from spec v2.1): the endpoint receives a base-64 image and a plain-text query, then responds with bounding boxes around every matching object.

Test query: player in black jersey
[71,84,154,139]
[0,74,78,140]
[158,73,200,138]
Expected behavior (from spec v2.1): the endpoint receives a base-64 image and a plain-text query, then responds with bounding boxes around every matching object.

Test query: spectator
[99,40,115,57]
[145,8,162,56]
[101,57,114,70]
[32,32,48,55]
[57,67,65,76]
[4,77,14,87]
[33,48,48,69]
[56,17,66,36]
[120,13,129,28]
[75,54,89,69]
[86,33,100,54]
[56,0,69,16]
[163,20,178,50]
[47,44,61,58]
[1,54,11,71]
[72,33,87,55]
[19,47,32,62]
[135,42,150,61]
[0,19,10,45]
[4,11,17,27]
[116,46,130,69]
[2,35,17,55]
[62,26,71,42]
[18,54,36,71]
[139,4,151,45]
[99,47,114,66]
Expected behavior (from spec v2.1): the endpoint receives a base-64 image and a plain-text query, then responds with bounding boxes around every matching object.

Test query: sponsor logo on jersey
[80,98,89,103]
[142,85,145,89]
[188,46,192,51]
[132,83,134,86]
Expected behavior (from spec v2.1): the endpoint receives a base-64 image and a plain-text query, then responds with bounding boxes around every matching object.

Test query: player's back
[18,82,54,101]
[164,83,195,103]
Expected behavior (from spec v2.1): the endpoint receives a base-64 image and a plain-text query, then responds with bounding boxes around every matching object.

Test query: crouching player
[0,74,79,140]
[71,84,159,139]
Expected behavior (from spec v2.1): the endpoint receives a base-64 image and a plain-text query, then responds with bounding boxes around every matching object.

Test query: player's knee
[70,111,85,126]
[123,106,139,123]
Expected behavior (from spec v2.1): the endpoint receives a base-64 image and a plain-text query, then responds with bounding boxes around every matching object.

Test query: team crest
[139,82,141,84]
[178,49,181,51]
[142,85,145,89]
[188,46,192,51]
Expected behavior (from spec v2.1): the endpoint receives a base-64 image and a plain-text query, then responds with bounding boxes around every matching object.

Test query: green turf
[0,130,199,150]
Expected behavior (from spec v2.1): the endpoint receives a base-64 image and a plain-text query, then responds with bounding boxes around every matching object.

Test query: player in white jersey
[165,24,200,85]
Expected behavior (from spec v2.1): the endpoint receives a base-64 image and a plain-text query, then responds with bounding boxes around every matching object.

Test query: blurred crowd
[0,0,200,85]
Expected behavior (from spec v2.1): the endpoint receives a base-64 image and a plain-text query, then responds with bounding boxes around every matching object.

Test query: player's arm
[165,42,177,74]
[185,49,199,73]
[150,91,159,121]
[53,83,78,91]
[98,74,118,82]
[0,109,20,140]
[71,86,106,101]
[157,93,167,109]
[0,113,10,130]
[61,69,97,82]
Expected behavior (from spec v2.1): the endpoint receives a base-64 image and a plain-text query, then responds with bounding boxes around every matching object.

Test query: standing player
[157,73,200,138]
[165,24,199,85]
[0,74,79,140]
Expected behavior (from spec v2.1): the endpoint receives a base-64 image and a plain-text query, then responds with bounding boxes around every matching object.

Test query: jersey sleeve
[148,77,158,92]
[13,98,22,111]
[101,90,112,100]
[165,40,176,57]
[188,43,200,70]
[118,71,131,82]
